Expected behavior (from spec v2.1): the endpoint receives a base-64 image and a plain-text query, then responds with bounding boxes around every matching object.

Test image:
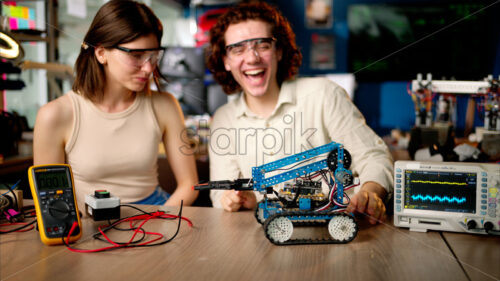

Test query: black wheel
[327,148,352,171]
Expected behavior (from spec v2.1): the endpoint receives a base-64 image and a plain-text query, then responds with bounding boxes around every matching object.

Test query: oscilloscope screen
[404,170,476,213]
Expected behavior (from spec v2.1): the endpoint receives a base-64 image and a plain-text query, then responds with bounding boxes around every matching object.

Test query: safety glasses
[113,46,165,68]
[225,37,276,59]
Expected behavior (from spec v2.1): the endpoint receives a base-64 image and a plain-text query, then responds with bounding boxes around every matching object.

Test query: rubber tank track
[263,210,358,245]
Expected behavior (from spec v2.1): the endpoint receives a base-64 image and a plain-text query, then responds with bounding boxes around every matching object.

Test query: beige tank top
[65,91,161,206]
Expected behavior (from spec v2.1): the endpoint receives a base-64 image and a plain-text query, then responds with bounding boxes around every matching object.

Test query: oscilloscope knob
[466,219,477,230]
[483,221,494,232]
[48,200,71,220]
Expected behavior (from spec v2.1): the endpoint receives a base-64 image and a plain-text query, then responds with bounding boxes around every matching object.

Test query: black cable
[120,204,152,214]
[273,190,292,207]
[0,196,12,214]
[1,181,20,211]
[61,220,82,246]
[92,216,148,245]
[64,202,186,251]
[90,205,156,243]
[93,228,147,245]
[127,201,185,248]
[291,184,301,204]
[281,183,301,208]
[98,202,185,249]
[22,205,36,218]
[96,205,186,248]
[0,219,36,234]
[107,219,137,231]
[119,204,177,221]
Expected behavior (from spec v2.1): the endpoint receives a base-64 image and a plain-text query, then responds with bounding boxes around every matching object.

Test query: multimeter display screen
[404,170,476,213]
[35,169,70,190]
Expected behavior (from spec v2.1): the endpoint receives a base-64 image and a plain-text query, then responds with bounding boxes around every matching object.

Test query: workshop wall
[270,0,500,136]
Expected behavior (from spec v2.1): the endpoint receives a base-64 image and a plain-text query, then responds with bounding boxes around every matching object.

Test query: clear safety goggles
[113,46,165,68]
[225,37,276,59]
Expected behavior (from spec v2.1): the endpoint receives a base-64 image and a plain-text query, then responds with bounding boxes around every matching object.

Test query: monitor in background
[159,47,205,79]
[348,2,499,82]
[163,78,206,115]
[159,47,207,115]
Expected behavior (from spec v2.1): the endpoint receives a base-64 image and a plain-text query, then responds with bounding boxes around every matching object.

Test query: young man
[206,2,393,224]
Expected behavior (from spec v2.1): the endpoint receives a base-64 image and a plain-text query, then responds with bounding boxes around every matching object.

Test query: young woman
[33,0,198,208]
[206,2,393,224]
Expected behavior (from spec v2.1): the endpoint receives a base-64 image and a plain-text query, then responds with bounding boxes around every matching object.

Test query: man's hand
[220,190,257,212]
[346,181,387,224]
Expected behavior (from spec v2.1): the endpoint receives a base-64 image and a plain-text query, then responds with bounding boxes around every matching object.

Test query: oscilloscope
[394,161,499,234]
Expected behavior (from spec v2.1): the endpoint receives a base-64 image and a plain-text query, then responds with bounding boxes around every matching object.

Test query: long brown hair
[206,2,302,95]
[72,0,163,101]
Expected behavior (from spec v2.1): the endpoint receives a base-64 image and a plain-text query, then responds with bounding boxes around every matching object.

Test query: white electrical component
[85,190,120,221]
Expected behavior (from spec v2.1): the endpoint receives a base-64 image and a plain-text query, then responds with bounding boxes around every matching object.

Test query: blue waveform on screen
[411,194,466,204]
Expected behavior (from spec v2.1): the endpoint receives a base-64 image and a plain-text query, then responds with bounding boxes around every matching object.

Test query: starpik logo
[179,112,318,163]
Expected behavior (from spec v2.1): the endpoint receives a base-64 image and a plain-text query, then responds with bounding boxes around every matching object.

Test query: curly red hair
[206,2,302,95]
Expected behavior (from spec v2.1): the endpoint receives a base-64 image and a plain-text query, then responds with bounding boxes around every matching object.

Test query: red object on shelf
[194,8,228,47]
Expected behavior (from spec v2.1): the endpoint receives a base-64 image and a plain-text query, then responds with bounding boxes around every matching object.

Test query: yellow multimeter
[28,164,82,245]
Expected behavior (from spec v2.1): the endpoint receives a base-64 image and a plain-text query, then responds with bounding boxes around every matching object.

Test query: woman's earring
[95,47,107,64]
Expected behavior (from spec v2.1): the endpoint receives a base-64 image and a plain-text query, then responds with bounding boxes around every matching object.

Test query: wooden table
[443,232,500,281]
[1,206,498,281]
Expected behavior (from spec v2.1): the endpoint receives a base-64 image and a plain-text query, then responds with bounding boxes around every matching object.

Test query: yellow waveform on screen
[411,180,467,186]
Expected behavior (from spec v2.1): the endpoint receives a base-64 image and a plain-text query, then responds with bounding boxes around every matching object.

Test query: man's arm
[347,181,387,224]
[208,108,256,211]
[322,80,394,223]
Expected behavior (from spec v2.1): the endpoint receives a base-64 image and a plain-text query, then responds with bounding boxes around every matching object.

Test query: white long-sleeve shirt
[209,77,394,208]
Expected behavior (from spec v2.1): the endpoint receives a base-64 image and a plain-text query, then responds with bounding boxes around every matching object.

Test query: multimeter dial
[48,200,71,220]
[37,189,79,238]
